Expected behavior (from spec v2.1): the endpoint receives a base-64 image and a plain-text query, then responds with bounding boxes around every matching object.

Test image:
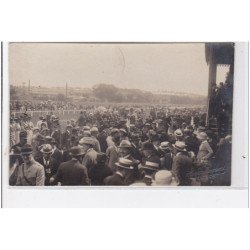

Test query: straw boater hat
[118,140,132,148]
[152,170,178,186]
[174,129,183,137]
[140,160,160,171]
[79,137,95,146]
[70,146,86,157]
[40,144,53,154]
[115,158,134,170]
[159,141,171,151]
[90,127,98,132]
[173,141,187,152]
[197,132,208,140]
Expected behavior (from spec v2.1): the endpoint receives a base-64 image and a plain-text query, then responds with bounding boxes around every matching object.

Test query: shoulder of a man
[32,160,45,171]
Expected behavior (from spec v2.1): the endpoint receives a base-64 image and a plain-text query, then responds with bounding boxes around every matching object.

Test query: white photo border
[1,42,248,208]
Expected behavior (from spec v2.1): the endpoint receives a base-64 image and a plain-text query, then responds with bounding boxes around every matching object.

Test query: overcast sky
[9,43,229,95]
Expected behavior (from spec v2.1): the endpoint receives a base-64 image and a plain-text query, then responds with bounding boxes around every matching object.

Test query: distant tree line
[10,83,206,105]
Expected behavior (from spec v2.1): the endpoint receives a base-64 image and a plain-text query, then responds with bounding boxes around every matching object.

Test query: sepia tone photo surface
[9,42,234,187]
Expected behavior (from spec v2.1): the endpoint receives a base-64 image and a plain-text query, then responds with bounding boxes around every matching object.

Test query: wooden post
[206,49,217,125]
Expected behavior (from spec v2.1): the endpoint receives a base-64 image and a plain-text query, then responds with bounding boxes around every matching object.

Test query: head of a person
[152,134,161,148]
[118,140,132,157]
[197,132,208,142]
[41,144,53,160]
[96,152,107,166]
[174,129,183,141]
[21,144,34,165]
[119,128,127,138]
[141,142,155,158]
[90,127,99,138]
[140,160,160,184]
[153,170,178,186]
[111,128,120,142]
[66,125,73,133]
[159,141,172,153]
[70,119,76,127]
[115,158,134,177]
[41,122,47,130]
[79,137,95,151]
[19,131,28,145]
[70,146,86,162]
[147,129,156,141]
[172,141,187,155]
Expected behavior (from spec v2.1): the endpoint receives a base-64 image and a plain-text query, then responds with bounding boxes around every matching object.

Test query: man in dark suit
[50,146,89,186]
[172,141,192,186]
[89,153,113,185]
[104,158,135,186]
[36,144,59,186]
[159,141,173,170]
[45,136,63,165]
[118,140,140,184]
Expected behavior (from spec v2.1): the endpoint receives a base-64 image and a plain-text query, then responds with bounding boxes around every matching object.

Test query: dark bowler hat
[70,146,86,156]
[21,144,33,155]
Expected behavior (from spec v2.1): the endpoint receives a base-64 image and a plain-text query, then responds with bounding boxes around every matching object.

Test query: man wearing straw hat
[36,144,59,186]
[152,170,178,186]
[172,141,192,186]
[135,159,161,186]
[159,141,173,170]
[118,140,140,184]
[104,158,135,186]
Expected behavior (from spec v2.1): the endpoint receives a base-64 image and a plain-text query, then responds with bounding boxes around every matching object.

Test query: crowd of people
[9,105,232,186]
[10,100,81,112]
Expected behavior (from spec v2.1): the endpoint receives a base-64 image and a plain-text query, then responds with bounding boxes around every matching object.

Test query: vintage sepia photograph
[8,42,234,187]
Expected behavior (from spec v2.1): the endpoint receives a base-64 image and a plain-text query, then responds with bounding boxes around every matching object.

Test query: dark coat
[97,132,108,153]
[36,156,59,185]
[185,135,199,155]
[53,159,89,186]
[160,152,173,170]
[61,131,71,150]
[89,163,113,185]
[104,172,125,186]
[172,152,192,186]
[51,148,63,165]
